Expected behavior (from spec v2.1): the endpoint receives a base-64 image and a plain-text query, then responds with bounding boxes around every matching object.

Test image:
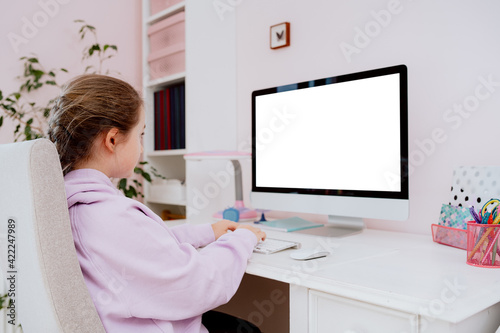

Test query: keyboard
[254,238,300,254]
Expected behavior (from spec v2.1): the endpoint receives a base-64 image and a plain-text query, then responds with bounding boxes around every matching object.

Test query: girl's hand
[211,220,267,242]
[236,225,266,242]
[211,220,239,240]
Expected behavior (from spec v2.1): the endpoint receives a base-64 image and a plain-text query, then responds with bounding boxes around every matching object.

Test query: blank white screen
[255,73,401,192]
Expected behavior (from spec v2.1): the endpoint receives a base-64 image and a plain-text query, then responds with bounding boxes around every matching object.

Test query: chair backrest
[0,139,105,333]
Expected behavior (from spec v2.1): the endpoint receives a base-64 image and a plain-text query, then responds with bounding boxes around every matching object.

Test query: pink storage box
[148,11,185,54]
[150,0,183,16]
[431,224,467,250]
[147,43,185,80]
[466,222,500,268]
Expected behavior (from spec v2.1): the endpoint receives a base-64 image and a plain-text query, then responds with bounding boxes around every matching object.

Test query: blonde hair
[48,74,143,175]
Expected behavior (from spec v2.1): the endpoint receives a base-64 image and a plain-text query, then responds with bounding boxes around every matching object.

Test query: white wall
[0,0,142,144]
[235,0,500,235]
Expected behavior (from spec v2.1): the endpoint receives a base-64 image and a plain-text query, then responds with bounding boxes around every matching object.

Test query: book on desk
[254,216,324,232]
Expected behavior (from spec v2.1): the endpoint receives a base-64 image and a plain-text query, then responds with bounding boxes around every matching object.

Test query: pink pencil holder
[466,222,500,268]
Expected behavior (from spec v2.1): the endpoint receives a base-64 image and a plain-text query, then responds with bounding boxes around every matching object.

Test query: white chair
[0,139,105,332]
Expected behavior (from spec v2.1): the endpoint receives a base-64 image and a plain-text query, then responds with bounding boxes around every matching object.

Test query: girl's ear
[104,128,120,153]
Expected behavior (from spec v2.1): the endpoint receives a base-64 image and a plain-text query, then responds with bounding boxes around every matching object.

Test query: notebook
[255,216,324,232]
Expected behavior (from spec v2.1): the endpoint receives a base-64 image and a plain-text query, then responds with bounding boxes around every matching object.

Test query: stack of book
[153,83,185,150]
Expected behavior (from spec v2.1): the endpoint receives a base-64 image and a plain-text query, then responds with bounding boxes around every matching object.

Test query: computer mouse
[289,248,329,260]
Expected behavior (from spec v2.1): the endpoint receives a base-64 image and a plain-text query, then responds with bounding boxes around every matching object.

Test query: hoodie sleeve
[71,195,258,322]
[169,223,215,248]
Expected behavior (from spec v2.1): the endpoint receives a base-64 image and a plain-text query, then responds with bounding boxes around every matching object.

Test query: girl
[48,74,266,333]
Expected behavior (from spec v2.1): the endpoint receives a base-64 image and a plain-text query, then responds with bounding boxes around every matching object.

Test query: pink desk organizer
[466,222,500,268]
[431,224,467,250]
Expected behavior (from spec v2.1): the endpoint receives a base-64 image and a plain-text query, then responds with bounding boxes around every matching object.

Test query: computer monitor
[251,65,409,237]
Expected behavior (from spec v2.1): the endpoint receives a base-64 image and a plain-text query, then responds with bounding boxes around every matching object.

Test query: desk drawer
[309,290,417,333]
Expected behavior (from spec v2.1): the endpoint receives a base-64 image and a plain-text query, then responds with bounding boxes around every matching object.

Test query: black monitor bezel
[251,64,409,200]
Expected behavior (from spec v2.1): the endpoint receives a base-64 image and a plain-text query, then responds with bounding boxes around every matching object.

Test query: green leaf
[142,173,152,183]
[28,57,39,63]
[26,118,33,125]
[45,80,56,85]
[110,45,117,51]
[126,187,137,198]
[3,104,15,113]
[74,19,84,23]
[0,116,3,127]
[24,125,32,140]
[0,293,7,310]
[118,178,127,190]
[0,90,3,101]
[48,71,55,77]
[32,69,44,81]
[13,93,20,100]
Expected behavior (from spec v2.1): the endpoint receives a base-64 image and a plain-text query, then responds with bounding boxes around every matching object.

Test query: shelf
[146,72,186,90]
[147,149,187,158]
[184,151,251,161]
[146,1,185,25]
[146,198,187,206]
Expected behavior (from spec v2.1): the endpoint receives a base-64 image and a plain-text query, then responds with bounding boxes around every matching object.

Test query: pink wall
[0,0,142,144]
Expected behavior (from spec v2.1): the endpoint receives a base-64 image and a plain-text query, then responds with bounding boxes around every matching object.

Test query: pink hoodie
[64,169,257,332]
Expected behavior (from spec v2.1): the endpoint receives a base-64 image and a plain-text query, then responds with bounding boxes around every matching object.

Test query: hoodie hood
[64,169,122,209]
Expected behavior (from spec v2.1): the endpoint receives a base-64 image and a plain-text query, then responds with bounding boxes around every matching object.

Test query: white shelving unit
[142,0,239,222]
[142,0,187,217]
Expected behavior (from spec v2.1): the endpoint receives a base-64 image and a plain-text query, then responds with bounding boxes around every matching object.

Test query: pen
[470,206,482,224]
[492,209,500,265]
[481,227,500,265]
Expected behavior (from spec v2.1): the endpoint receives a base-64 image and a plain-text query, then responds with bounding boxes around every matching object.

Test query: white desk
[244,227,500,333]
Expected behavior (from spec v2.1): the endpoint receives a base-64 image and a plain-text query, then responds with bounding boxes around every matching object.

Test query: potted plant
[0,19,157,199]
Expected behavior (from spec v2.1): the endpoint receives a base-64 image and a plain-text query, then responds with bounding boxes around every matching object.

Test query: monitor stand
[298,215,365,238]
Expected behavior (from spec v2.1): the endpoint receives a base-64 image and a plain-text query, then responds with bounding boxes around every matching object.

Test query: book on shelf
[255,216,324,232]
[153,82,185,150]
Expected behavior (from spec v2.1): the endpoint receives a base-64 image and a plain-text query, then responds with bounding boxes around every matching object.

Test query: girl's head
[48,74,144,177]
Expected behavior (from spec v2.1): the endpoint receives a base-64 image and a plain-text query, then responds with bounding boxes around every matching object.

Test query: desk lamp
[184,151,258,221]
